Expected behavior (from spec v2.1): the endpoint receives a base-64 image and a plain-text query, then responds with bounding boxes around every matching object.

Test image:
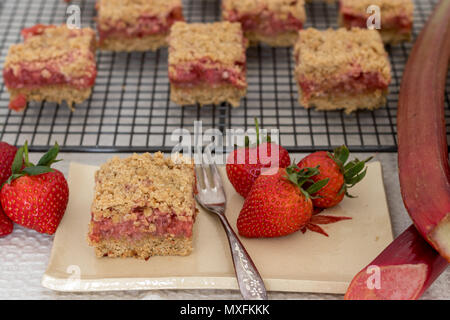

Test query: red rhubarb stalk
[345,225,448,300]
[397,0,450,261]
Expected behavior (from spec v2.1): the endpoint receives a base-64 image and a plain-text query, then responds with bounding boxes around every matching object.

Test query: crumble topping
[340,0,413,19]
[91,152,196,221]
[222,0,306,22]
[97,0,183,25]
[4,25,96,80]
[294,28,391,86]
[168,21,246,67]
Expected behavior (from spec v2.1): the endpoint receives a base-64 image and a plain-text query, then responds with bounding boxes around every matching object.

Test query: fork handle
[217,214,268,300]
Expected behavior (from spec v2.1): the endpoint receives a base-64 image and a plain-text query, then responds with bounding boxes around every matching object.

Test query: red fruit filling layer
[340,7,412,33]
[3,57,97,90]
[21,24,56,40]
[169,58,247,89]
[224,9,303,36]
[97,7,184,42]
[89,208,194,242]
[298,66,389,100]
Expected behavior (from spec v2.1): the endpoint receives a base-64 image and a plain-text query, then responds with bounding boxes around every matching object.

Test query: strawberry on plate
[0,142,69,235]
[297,145,372,208]
[237,165,328,238]
[226,118,290,198]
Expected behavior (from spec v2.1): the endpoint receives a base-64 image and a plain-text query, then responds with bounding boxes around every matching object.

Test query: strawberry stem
[23,141,32,168]
[254,117,260,147]
[241,118,270,149]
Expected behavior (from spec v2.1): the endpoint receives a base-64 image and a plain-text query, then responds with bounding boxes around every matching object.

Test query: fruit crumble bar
[339,0,414,45]
[96,0,184,51]
[87,152,197,259]
[294,28,391,113]
[3,24,96,112]
[222,0,306,47]
[168,21,247,107]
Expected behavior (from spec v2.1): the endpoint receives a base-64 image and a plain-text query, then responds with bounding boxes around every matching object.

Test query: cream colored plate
[42,161,393,294]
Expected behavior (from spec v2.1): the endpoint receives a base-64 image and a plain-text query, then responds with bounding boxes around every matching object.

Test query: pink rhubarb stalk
[345,225,448,300]
[397,0,450,261]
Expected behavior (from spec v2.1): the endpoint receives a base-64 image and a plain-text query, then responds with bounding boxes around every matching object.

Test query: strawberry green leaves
[328,145,349,169]
[284,164,329,199]
[37,142,61,167]
[4,141,61,185]
[327,145,372,197]
[10,144,24,176]
[306,178,330,196]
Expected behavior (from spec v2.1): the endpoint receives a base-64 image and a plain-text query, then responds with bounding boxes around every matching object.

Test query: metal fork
[195,162,268,300]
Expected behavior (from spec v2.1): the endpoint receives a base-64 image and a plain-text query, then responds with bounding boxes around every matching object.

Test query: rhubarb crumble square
[168,21,247,107]
[3,24,97,112]
[222,0,306,47]
[87,152,197,259]
[96,0,184,51]
[339,0,414,45]
[294,28,391,113]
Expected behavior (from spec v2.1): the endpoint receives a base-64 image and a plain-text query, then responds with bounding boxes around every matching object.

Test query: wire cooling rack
[0,0,448,153]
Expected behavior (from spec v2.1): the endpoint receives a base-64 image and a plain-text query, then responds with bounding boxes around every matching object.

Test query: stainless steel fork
[195,162,268,300]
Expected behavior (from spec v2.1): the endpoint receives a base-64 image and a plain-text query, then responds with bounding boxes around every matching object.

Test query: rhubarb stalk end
[429,214,450,262]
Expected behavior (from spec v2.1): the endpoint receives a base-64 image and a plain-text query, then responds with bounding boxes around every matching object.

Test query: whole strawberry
[237,165,328,238]
[0,142,69,235]
[226,119,290,198]
[297,145,372,208]
[0,141,18,185]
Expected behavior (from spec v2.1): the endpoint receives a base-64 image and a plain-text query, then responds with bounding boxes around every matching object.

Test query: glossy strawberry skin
[298,152,345,208]
[0,206,13,237]
[226,142,290,198]
[0,142,17,186]
[0,170,69,235]
[237,168,313,238]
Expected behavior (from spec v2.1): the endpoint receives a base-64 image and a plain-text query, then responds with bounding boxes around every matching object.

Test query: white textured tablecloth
[0,152,448,300]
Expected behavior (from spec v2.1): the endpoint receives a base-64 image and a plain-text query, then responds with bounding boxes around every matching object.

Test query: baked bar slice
[168,21,247,107]
[96,0,184,51]
[222,0,306,47]
[3,24,97,112]
[339,0,414,45]
[87,152,197,259]
[294,28,391,114]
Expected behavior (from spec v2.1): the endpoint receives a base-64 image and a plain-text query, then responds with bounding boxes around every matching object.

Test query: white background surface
[0,152,448,300]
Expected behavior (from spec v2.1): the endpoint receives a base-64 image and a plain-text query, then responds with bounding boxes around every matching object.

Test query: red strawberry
[0,141,18,186]
[0,142,69,235]
[0,206,13,237]
[237,166,327,238]
[297,145,372,208]
[226,119,290,198]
